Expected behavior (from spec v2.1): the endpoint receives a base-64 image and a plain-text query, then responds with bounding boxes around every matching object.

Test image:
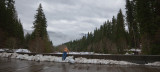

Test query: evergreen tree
[24,33,31,49]
[152,0,160,55]
[116,9,127,54]
[126,0,140,49]
[135,0,154,54]
[30,4,53,53]
[111,16,117,42]
[0,0,6,28]
[32,4,47,38]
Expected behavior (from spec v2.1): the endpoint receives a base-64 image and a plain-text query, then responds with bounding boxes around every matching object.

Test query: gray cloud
[15,0,126,45]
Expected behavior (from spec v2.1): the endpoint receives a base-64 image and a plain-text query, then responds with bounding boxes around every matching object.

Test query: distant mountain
[23,29,85,46]
[79,33,86,36]
[23,29,32,35]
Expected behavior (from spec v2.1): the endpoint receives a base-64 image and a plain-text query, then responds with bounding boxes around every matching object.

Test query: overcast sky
[15,0,126,45]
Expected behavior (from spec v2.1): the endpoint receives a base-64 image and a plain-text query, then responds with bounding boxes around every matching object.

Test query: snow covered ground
[53,52,111,55]
[145,62,160,66]
[0,48,30,53]
[53,52,94,55]
[0,52,160,66]
[15,49,31,53]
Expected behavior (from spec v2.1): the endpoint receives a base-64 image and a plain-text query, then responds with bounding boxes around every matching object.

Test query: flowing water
[0,58,160,72]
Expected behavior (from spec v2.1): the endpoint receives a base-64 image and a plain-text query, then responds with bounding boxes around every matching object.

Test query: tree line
[0,0,53,53]
[0,0,24,50]
[58,0,160,55]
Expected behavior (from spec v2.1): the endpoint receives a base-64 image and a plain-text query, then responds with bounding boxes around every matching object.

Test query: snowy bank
[53,52,111,55]
[75,57,138,65]
[145,62,160,66]
[15,49,31,53]
[0,48,30,53]
[0,53,160,66]
[53,52,94,55]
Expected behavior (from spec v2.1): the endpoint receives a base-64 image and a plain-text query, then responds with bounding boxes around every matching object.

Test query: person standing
[62,47,69,60]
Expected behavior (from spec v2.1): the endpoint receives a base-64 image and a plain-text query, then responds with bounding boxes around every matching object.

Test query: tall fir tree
[111,16,117,42]
[30,4,53,53]
[32,4,47,38]
[135,0,154,54]
[152,0,160,55]
[126,0,140,49]
[116,9,127,54]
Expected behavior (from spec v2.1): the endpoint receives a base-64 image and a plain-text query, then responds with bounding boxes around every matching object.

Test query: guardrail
[1,52,160,64]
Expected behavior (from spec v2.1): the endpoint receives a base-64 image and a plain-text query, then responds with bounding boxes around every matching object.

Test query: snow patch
[0,48,31,53]
[0,53,159,66]
[15,49,31,53]
[0,49,5,52]
[145,62,160,66]
[75,57,137,65]
[53,52,94,55]
[53,52,111,55]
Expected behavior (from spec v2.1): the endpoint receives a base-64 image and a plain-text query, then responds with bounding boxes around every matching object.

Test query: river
[0,58,160,72]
